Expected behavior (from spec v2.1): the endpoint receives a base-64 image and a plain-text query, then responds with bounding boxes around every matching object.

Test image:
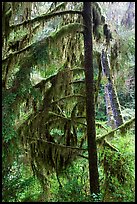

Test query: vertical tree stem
[83,2,100,195]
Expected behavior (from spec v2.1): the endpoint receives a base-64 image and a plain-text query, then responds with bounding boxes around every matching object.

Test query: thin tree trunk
[83,2,100,195]
[95,52,102,105]
[121,2,135,28]
[101,49,115,128]
[101,49,124,128]
[104,85,115,128]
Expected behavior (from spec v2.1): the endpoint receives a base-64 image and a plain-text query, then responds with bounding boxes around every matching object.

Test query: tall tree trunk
[121,2,135,28]
[83,2,100,195]
[101,49,124,128]
[104,85,115,128]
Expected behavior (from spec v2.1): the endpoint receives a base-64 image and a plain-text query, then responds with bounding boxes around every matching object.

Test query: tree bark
[104,85,115,128]
[101,49,124,128]
[83,2,100,195]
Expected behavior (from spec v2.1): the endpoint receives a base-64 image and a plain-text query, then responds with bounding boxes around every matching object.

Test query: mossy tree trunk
[104,85,115,128]
[83,2,100,195]
[101,49,124,128]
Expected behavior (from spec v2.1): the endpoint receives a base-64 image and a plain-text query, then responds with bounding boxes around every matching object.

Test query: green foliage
[2,2,135,203]
[114,32,135,110]
[2,92,17,142]
[49,157,102,202]
[118,91,135,110]
[33,42,50,66]
[99,130,135,202]
[9,27,28,42]
[95,85,107,121]
[49,159,91,202]
[2,121,134,202]
[2,161,42,202]
[91,193,102,202]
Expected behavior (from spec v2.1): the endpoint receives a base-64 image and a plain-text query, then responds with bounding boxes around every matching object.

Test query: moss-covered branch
[103,139,119,152]
[10,10,83,30]
[69,80,85,84]
[97,117,135,143]
[51,94,85,104]
[51,23,84,41]
[3,23,83,63]
[31,139,87,151]
[69,68,85,72]
[48,111,70,121]
[2,44,32,62]
[77,139,119,160]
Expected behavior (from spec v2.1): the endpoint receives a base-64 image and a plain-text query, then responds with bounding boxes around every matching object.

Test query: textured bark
[107,81,124,127]
[101,49,124,128]
[83,2,100,194]
[104,85,115,128]
[95,52,102,105]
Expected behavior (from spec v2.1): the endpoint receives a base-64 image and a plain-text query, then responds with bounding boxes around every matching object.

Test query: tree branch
[69,80,85,84]
[3,23,83,63]
[96,117,135,143]
[2,44,32,63]
[103,139,119,152]
[10,10,83,30]
[51,94,85,104]
[31,139,87,151]
[77,154,89,159]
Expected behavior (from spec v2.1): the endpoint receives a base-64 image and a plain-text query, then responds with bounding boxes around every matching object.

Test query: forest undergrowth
[3,127,135,202]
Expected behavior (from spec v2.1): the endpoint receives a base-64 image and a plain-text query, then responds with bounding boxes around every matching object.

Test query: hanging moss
[32,39,50,66]
[92,2,105,41]
[51,23,83,42]
[29,139,79,177]
[102,147,133,192]
[16,63,87,178]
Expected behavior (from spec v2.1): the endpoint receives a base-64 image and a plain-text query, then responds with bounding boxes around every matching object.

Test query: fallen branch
[96,117,135,143]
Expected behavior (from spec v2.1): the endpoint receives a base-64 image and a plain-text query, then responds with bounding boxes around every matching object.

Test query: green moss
[51,23,83,41]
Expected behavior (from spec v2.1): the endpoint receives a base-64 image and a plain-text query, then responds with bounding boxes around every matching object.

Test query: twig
[77,154,88,159]
[104,139,119,152]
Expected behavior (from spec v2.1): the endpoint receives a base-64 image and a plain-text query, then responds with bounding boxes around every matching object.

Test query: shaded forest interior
[2,2,135,202]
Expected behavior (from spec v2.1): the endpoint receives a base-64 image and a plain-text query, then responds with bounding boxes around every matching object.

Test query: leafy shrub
[99,130,135,202]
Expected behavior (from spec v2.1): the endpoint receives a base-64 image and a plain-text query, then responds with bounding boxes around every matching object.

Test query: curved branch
[2,44,32,63]
[3,23,83,63]
[51,94,85,104]
[10,10,83,30]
